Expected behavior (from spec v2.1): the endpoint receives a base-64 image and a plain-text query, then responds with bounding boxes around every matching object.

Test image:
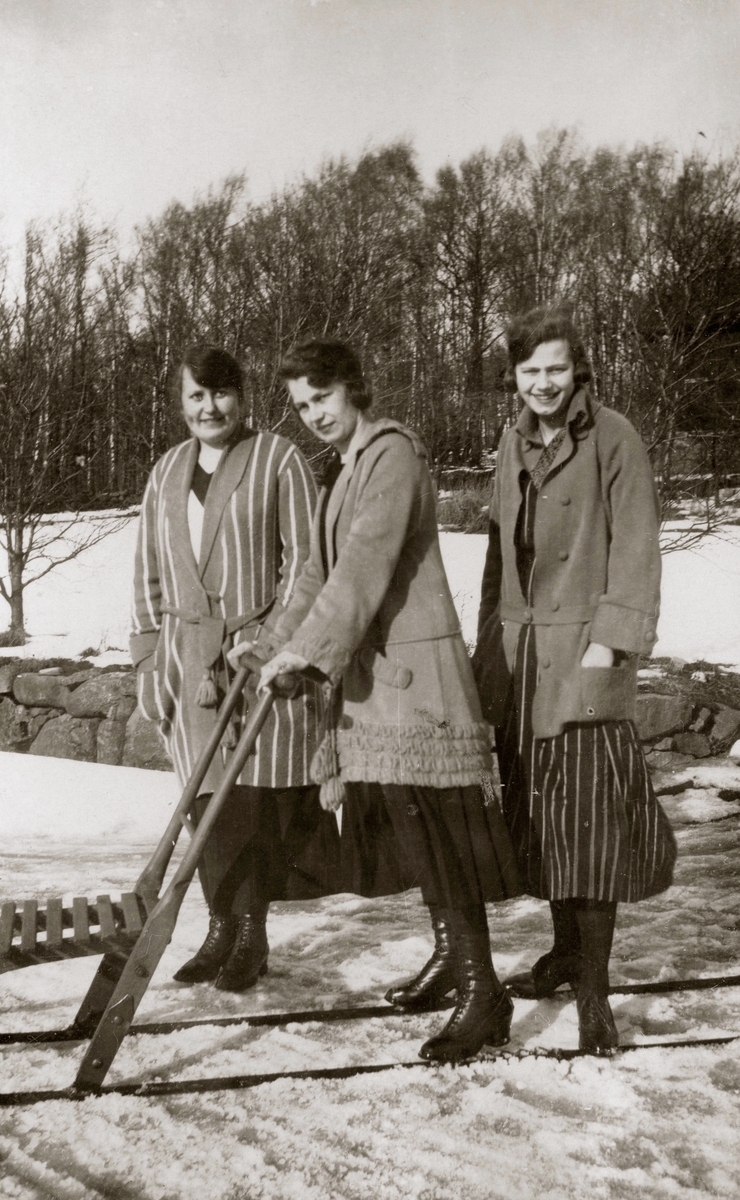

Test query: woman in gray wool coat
[239,338,521,1064]
[474,306,676,1054]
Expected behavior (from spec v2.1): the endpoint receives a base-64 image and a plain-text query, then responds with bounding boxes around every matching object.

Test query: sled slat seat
[0,893,147,975]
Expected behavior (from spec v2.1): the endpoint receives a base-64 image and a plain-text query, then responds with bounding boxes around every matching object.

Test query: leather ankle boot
[173,913,239,984]
[576,988,619,1055]
[214,914,269,993]
[573,901,618,1054]
[505,950,581,999]
[385,910,457,1010]
[419,931,513,1063]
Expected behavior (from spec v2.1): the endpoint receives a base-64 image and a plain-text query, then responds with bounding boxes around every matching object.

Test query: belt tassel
[195,669,218,708]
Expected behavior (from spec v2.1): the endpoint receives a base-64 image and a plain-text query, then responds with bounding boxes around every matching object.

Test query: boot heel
[259,961,268,977]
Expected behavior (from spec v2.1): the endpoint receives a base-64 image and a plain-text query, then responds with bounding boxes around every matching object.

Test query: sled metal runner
[0,1032,738,1108]
[0,653,300,1093]
[2,969,740,1047]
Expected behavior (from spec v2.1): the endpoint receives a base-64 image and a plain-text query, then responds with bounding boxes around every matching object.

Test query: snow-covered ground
[1,519,740,1198]
[4,518,740,667]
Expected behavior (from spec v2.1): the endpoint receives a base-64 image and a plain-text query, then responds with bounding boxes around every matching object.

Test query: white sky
[0,0,739,254]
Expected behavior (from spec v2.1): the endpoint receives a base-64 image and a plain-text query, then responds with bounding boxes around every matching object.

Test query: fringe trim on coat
[309,683,347,811]
[337,720,492,787]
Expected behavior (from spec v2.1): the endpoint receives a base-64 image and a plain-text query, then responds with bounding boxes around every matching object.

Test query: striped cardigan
[130,430,321,791]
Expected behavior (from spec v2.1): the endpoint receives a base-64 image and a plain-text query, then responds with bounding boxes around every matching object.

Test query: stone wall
[0,662,171,771]
[3,659,740,775]
[637,690,740,767]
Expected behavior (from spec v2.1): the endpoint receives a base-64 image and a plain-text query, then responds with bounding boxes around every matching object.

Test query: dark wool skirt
[377,782,522,908]
[496,620,677,903]
[193,779,523,914]
[192,785,344,914]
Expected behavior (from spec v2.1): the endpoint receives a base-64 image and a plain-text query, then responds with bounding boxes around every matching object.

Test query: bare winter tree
[0,218,132,643]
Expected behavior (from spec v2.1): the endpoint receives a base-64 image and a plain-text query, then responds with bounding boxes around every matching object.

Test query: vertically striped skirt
[496,621,677,903]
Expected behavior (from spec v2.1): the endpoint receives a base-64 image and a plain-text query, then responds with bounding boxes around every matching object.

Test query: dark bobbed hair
[504,305,592,391]
[279,339,372,411]
[178,343,244,401]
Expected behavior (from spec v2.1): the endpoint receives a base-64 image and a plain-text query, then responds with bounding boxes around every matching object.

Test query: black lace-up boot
[419,909,513,1063]
[385,907,457,1010]
[214,912,269,992]
[506,900,581,998]
[173,912,239,984]
[574,901,619,1055]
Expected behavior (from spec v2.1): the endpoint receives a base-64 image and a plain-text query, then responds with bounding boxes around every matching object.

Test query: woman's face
[181,366,241,447]
[515,339,576,425]
[287,375,359,454]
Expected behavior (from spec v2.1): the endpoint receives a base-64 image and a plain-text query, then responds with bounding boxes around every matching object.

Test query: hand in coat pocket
[581,642,614,668]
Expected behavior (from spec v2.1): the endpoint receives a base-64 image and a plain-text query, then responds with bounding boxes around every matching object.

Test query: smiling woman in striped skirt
[474,306,677,1054]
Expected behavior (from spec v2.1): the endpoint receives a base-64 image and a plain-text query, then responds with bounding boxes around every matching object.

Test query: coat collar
[197,431,257,575]
[512,387,596,481]
[514,386,598,447]
[322,418,427,572]
[165,430,257,585]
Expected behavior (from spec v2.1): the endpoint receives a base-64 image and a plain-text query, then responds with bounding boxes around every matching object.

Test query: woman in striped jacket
[131,344,338,992]
[474,307,676,1054]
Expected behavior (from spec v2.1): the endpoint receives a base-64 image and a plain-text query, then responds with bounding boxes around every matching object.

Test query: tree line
[3,128,740,636]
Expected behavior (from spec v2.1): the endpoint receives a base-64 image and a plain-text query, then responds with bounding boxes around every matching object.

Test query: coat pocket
[136,657,162,723]
[579,662,637,722]
[358,645,412,689]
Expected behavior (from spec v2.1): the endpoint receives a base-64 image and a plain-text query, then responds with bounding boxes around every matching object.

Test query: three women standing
[131,345,339,992]
[474,307,676,1053]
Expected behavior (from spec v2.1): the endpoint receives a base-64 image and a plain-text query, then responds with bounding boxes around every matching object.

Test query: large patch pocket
[358,645,413,689]
[579,662,637,721]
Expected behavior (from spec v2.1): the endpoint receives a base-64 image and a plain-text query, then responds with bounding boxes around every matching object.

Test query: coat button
[540,657,551,669]
[558,550,569,561]
[561,496,571,506]
[523,609,532,622]
[551,601,560,612]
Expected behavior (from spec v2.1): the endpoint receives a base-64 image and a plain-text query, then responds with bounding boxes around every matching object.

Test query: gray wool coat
[268,419,492,788]
[475,388,661,738]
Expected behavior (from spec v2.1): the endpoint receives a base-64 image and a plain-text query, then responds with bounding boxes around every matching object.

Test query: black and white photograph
[1,1,740,1196]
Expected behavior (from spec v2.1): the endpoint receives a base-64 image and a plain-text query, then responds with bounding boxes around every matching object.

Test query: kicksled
[0,653,302,1094]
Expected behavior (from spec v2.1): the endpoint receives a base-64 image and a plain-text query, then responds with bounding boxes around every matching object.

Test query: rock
[689,707,712,733]
[29,714,99,761]
[97,718,126,765]
[644,749,697,771]
[13,674,70,709]
[38,666,63,676]
[0,664,22,695]
[673,731,712,758]
[64,669,97,686]
[653,737,674,751]
[65,673,136,718]
[729,739,740,764]
[0,697,30,749]
[122,709,172,772]
[710,706,740,750]
[669,657,688,673]
[107,695,137,723]
[634,694,693,742]
[28,711,53,740]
